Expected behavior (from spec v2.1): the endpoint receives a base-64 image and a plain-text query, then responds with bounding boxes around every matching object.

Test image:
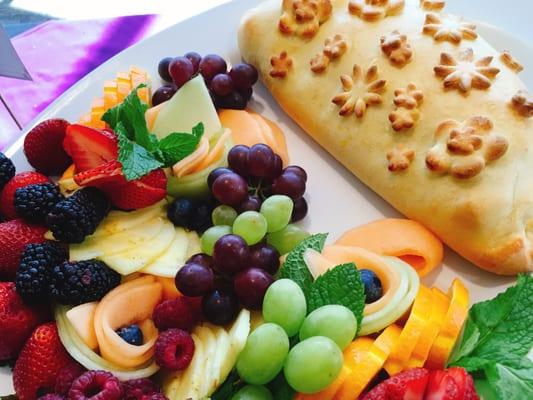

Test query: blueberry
[360,269,383,304]
[189,200,214,233]
[167,198,196,227]
[116,324,144,346]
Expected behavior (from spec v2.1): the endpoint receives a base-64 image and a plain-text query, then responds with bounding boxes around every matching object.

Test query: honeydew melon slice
[140,228,190,277]
[70,217,166,261]
[221,309,251,382]
[208,327,231,394]
[55,305,159,380]
[152,75,221,140]
[102,221,176,275]
[185,230,202,259]
[197,326,218,398]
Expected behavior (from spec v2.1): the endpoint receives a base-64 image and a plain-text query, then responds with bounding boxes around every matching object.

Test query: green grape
[260,195,293,233]
[230,385,273,400]
[233,211,268,245]
[236,323,289,385]
[299,305,357,350]
[201,225,232,255]
[283,336,343,394]
[212,205,238,226]
[266,224,310,255]
[262,279,306,337]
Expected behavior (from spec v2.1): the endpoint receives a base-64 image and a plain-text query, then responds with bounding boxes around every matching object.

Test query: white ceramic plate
[2,0,531,394]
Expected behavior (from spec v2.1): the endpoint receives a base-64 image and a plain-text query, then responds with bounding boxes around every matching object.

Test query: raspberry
[68,370,123,400]
[154,329,195,371]
[122,378,161,400]
[54,359,86,395]
[152,298,196,331]
[141,394,168,400]
[38,395,65,400]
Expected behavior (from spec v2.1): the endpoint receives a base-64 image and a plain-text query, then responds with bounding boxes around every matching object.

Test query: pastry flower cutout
[423,13,477,44]
[332,61,386,118]
[425,116,508,179]
[511,90,533,118]
[270,51,293,78]
[387,144,415,172]
[434,48,500,93]
[380,31,412,67]
[348,0,405,22]
[500,51,524,73]
[279,0,332,38]
[420,0,445,10]
[310,34,348,73]
[389,83,424,131]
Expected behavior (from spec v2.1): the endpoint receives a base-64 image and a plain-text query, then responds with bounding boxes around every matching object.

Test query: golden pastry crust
[239,0,533,275]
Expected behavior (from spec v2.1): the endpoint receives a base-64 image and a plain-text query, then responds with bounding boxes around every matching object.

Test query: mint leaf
[449,274,533,398]
[157,123,204,165]
[116,123,162,181]
[279,233,328,297]
[307,263,365,334]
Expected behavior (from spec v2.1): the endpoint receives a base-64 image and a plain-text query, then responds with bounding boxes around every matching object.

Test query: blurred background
[0,0,531,150]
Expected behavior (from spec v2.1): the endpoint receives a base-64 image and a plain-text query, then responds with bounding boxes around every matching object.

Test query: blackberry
[0,152,15,190]
[49,259,121,305]
[15,242,68,304]
[15,183,64,223]
[46,187,110,243]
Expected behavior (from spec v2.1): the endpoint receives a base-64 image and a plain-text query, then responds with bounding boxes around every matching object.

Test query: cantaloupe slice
[334,325,401,400]
[383,285,434,375]
[192,129,232,173]
[156,277,181,300]
[335,219,444,277]
[262,115,290,166]
[172,137,210,178]
[145,101,166,131]
[425,279,469,369]
[93,276,163,368]
[407,287,450,368]
[219,109,264,147]
[66,302,99,350]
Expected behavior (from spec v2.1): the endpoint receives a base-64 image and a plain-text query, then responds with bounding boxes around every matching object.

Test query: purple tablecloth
[0,14,157,150]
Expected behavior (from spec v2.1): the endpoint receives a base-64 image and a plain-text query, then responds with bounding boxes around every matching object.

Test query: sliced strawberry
[463,371,480,400]
[73,160,125,187]
[360,379,388,400]
[63,124,118,172]
[387,368,429,400]
[426,369,461,400]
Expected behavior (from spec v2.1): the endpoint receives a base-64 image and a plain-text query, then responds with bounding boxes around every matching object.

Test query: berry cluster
[154,52,258,110]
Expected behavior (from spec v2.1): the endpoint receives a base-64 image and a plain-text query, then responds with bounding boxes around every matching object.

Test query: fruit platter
[1,0,532,399]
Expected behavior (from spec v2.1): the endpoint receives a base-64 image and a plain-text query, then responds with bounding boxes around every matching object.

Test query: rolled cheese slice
[239,0,533,275]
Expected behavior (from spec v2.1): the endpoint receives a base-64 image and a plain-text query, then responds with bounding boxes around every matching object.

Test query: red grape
[268,154,283,178]
[229,63,258,90]
[152,85,177,106]
[234,268,274,310]
[239,87,253,102]
[272,171,306,199]
[158,57,173,82]
[213,234,250,275]
[202,289,240,325]
[175,262,214,297]
[291,197,308,222]
[228,145,250,176]
[186,253,214,269]
[219,91,247,110]
[210,73,234,96]
[238,195,262,213]
[169,56,194,87]
[199,54,227,81]
[184,51,202,73]
[249,243,280,275]
[248,144,275,178]
[207,167,233,190]
[212,173,248,206]
[283,165,308,182]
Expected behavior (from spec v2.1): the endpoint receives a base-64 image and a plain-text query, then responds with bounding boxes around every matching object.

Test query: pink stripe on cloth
[0,14,156,151]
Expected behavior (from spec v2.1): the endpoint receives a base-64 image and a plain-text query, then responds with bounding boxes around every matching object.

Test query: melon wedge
[335,219,443,277]
[172,136,210,178]
[156,277,181,300]
[425,279,469,369]
[66,302,98,350]
[248,111,290,166]
[197,326,217,397]
[141,228,191,277]
[192,128,232,173]
[219,109,264,147]
[93,276,163,368]
[208,328,231,392]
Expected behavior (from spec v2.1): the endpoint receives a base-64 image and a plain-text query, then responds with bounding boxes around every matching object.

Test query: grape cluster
[154,53,258,110]
[175,239,278,326]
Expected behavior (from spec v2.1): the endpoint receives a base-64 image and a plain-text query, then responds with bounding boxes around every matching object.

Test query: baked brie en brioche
[238,0,533,275]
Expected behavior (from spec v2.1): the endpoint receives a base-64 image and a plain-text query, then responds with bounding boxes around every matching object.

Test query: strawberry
[24,119,72,175]
[0,282,49,361]
[0,219,47,280]
[426,367,479,400]
[360,380,388,400]
[0,171,50,219]
[63,124,118,172]
[13,322,73,400]
[75,162,167,210]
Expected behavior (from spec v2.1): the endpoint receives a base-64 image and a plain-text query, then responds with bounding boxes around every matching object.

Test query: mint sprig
[101,85,204,180]
[449,274,533,399]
